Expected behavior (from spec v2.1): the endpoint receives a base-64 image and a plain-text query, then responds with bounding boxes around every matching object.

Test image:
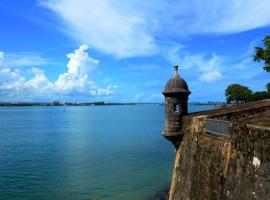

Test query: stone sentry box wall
[162,65,191,148]
[164,96,188,134]
[168,101,270,200]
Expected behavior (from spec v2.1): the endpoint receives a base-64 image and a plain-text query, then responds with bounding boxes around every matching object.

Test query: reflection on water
[0,104,213,200]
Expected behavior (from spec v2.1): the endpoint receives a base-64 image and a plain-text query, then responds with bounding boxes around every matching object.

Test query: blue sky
[0,0,270,102]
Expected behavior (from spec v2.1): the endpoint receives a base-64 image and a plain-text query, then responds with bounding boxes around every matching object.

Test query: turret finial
[174,64,179,77]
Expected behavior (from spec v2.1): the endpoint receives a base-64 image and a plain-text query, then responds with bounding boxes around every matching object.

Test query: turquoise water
[0,104,213,200]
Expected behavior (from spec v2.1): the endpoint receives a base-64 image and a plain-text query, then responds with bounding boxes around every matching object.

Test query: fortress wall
[168,103,270,200]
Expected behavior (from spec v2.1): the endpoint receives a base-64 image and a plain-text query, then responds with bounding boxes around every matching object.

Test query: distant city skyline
[1,0,270,102]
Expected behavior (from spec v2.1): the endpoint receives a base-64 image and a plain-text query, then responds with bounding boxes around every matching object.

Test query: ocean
[0,104,214,200]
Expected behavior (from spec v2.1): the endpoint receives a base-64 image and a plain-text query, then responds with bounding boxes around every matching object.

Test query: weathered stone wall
[210,106,270,122]
[223,123,270,200]
[168,110,270,200]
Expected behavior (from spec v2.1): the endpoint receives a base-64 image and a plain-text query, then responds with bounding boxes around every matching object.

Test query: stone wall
[168,102,270,200]
[224,122,270,199]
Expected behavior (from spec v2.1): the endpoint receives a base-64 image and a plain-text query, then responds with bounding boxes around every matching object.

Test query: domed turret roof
[163,65,191,95]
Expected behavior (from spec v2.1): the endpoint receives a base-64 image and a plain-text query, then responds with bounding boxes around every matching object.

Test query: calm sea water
[0,104,213,200]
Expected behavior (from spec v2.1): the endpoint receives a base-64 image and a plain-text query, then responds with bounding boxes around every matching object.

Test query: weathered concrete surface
[168,100,270,200]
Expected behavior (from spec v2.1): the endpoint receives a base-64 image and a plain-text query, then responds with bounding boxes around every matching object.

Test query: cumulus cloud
[0,45,117,101]
[41,0,270,57]
[25,68,54,92]
[55,44,99,92]
[0,67,53,100]
[0,68,25,91]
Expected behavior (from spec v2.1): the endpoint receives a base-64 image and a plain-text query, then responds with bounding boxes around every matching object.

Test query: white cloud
[0,68,25,90]
[0,45,117,101]
[167,41,268,85]
[25,68,54,92]
[0,67,53,100]
[42,0,157,58]
[42,0,270,57]
[200,69,223,82]
[166,48,224,82]
[167,0,270,34]
[211,1,270,34]
[194,53,224,82]
[1,52,55,67]
[55,44,99,92]
[165,45,186,67]
[90,85,118,96]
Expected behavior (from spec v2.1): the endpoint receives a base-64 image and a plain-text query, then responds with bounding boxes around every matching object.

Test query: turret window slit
[175,104,181,113]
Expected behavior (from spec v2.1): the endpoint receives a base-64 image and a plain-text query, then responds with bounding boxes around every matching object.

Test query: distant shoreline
[0,102,162,106]
[0,102,225,107]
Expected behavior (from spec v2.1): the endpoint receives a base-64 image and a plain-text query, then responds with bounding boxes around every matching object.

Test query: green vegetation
[267,82,270,92]
[225,84,252,104]
[253,35,270,72]
[243,142,252,154]
[216,164,224,177]
[249,91,270,101]
[254,35,270,93]
[225,36,270,104]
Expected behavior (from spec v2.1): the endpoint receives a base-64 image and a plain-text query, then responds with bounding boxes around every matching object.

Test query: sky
[0,0,270,103]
